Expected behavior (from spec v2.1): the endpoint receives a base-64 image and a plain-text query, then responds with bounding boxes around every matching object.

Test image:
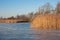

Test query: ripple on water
[0,23,60,40]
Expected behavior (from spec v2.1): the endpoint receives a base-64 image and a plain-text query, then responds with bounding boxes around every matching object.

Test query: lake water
[0,23,60,40]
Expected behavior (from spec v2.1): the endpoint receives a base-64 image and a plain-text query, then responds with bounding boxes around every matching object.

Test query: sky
[0,0,60,17]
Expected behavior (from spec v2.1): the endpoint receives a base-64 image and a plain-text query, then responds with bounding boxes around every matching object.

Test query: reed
[31,14,60,30]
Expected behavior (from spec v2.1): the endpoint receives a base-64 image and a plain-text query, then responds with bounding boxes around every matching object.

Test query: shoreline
[0,19,29,23]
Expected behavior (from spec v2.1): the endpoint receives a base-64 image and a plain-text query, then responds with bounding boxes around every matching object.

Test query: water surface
[0,23,60,40]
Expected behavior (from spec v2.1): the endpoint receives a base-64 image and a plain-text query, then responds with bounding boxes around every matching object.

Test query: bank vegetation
[31,2,60,30]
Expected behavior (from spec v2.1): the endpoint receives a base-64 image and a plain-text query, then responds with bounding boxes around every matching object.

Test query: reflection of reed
[31,14,60,30]
[29,28,60,40]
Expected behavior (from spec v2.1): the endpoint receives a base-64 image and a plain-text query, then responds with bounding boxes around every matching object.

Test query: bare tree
[38,3,52,14]
[44,3,53,14]
[56,2,60,14]
[7,16,15,19]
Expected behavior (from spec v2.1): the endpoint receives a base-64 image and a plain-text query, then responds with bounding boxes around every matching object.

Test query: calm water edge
[0,23,60,40]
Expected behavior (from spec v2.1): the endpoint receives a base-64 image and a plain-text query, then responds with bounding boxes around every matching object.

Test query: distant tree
[44,3,51,14]
[38,7,42,14]
[38,6,45,14]
[38,3,52,14]
[16,15,21,19]
[7,16,15,19]
[27,12,34,21]
[28,12,34,18]
[0,16,3,19]
[56,2,60,14]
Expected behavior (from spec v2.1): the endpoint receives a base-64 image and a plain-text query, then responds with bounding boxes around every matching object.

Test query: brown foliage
[31,14,60,30]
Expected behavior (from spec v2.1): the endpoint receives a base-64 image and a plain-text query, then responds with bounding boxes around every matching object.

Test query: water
[0,23,60,40]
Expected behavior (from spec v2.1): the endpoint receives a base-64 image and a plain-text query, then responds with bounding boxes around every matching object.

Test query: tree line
[0,2,60,22]
[31,2,60,30]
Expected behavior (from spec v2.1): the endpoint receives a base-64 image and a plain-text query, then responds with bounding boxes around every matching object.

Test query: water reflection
[0,23,60,40]
[30,27,60,40]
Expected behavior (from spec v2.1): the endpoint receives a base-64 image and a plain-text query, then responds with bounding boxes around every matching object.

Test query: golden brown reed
[31,14,60,30]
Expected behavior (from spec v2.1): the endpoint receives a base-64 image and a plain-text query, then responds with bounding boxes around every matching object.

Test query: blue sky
[0,0,60,17]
